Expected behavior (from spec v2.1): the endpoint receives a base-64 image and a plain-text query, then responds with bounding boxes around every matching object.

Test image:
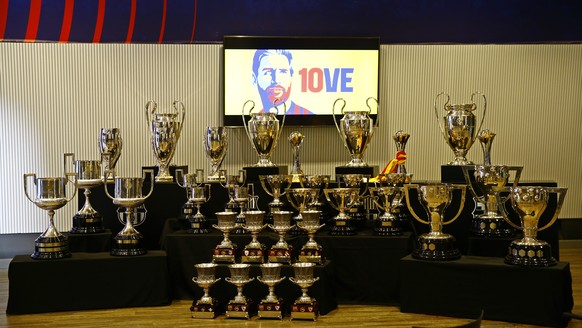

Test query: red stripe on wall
[157,0,167,44]
[126,0,136,43]
[0,0,9,40]
[93,0,106,43]
[189,0,197,43]
[24,0,42,42]
[59,0,75,42]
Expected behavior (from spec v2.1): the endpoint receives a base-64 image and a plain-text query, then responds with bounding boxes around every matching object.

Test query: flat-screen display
[223,36,380,126]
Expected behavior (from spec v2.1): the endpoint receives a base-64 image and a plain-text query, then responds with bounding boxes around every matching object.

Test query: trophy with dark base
[267,210,294,264]
[299,175,331,225]
[340,174,370,230]
[257,263,286,320]
[289,131,304,182]
[225,263,256,319]
[404,183,466,260]
[297,210,325,264]
[241,210,267,263]
[369,186,401,236]
[332,97,376,167]
[176,168,211,234]
[212,211,238,264]
[290,262,320,321]
[259,174,293,226]
[324,188,359,236]
[374,173,412,234]
[191,263,221,319]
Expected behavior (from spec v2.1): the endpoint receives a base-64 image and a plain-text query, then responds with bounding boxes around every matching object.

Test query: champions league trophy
[145,100,185,182]
[176,168,211,234]
[290,262,320,321]
[99,128,122,182]
[190,263,221,319]
[225,263,256,319]
[324,187,359,236]
[289,131,304,180]
[332,97,376,167]
[259,174,293,225]
[478,129,496,165]
[257,263,286,320]
[212,211,238,263]
[503,186,567,267]
[241,210,267,263]
[204,126,228,181]
[267,210,294,264]
[404,183,466,260]
[297,210,326,264]
[104,169,154,256]
[434,92,486,165]
[242,99,287,167]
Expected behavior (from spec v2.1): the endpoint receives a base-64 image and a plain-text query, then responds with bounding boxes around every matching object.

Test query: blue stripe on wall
[4,1,31,40]
[131,0,164,43]
[100,0,132,43]
[68,1,99,42]
[163,0,195,43]
[35,0,66,42]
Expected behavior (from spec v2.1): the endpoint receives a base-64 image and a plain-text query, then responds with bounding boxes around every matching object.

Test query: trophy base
[328,218,357,236]
[348,207,367,231]
[212,247,237,264]
[505,239,556,267]
[190,300,219,319]
[70,213,104,234]
[241,247,265,264]
[111,234,147,256]
[471,217,514,238]
[298,247,324,265]
[291,301,319,321]
[31,235,71,260]
[186,217,210,234]
[374,218,403,236]
[267,247,293,264]
[258,300,284,320]
[226,300,256,319]
[413,233,461,261]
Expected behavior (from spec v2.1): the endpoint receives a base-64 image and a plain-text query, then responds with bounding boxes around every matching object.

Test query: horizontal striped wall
[0,43,580,233]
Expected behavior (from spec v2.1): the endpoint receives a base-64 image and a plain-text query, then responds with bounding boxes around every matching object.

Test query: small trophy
[478,129,496,165]
[434,92,486,165]
[374,173,411,234]
[324,187,359,236]
[259,174,293,224]
[290,262,320,321]
[232,184,253,234]
[257,263,286,320]
[219,169,246,213]
[289,131,304,181]
[392,130,410,174]
[369,186,401,236]
[286,187,315,233]
[204,126,228,181]
[503,186,567,267]
[212,211,238,263]
[332,97,376,167]
[404,183,466,260]
[297,210,325,264]
[242,99,287,167]
[190,263,221,319]
[340,174,370,229]
[298,175,331,225]
[241,210,267,263]
[267,210,294,264]
[176,168,211,234]
[225,263,256,319]
[98,128,122,182]
[145,100,185,183]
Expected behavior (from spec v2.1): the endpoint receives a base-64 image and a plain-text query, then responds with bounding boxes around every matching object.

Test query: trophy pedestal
[374,217,403,236]
[186,216,210,234]
[335,166,378,181]
[190,300,219,319]
[226,300,256,319]
[267,246,293,264]
[243,166,288,183]
[347,205,367,230]
[212,246,237,264]
[505,239,556,267]
[258,300,284,319]
[31,235,71,260]
[142,165,188,184]
[440,164,475,184]
[298,246,324,264]
[291,301,319,321]
[241,246,265,264]
[471,216,514,238]
[111,233,147,256]
[328,217,357,236]
[70,213,105,234]
[413,233,461,260]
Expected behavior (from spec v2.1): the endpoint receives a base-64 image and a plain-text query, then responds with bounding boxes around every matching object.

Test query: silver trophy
[332,97,376,167]
[286,187,316,228]
[241,210,267,263]
[225,263,256,319]
[289,131,304,179]
[204,126,228,181]
[233,184,254,234]
[297,210,326,264]
[257,263,286,320]
[290,262,320,321]
[98,128,122,182]
[298,175,331,226]
[259,174,293,223]
[145,100,185,183]
[190,263,221,319]
[478,129,496,165]
[176,169,211,234]
[267,210,294,264]
[434,92,486,165]
[340,173,370,230]
[373,173,412,235]
[219,169,246,213]
[369,185,401,236]
[242,99,287,167]
[104,169,154,256]
[212,211,238,263]
[324,187,359,236]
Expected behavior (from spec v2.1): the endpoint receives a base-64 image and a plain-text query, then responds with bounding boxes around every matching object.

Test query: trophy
[286,187,315,232]
[176,168,211,234]
[267,210,294,264]
[297,210,326,264]
[242,99,287,167]
[462,165,522,237]
[298,175,331,225]
[257,263,286,319]
[289,131,304,180]
[340,174,370,230]
[241,210,267,263]
[332,97,376,167]
[259,174,293,224]
[219,169,246,213]
[478,129,496,165]
[64,153,104,234]
[290,262,320,321]
[24,158,77,259]
[104,169,154,256]
[145,100,185,183]
[225,263,256,319]
[324,188,359,236]
[392,130,410,174]
[503,186,567,267]
[98,128,122,181]
[376,173,412,233]
[190,263,221,319]
[232,184,254,234]
[404,183,466,260]
[212,211,238,263]
[369,185,402,236]
[204,126,228,181]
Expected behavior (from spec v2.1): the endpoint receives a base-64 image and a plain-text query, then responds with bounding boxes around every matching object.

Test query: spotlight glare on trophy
[145,100,185,183]
[242,99,287,167]
[98,128,122,182]
[290,262,320,321]
[289,131,304,181]
[404,183,466,260]
[324,187,359,236]
[104,169,154,256]
[176,168,211,234]
[332,97,376,167]
[503,186,567,267]
[204,126,228,181]
[259,174,293,225]
[241,210,267,263]
[190,263,221,319]
[225,263,256,319]
[267,210,294,264]
[212,211,238,263]
[257,263,286,320]
[434,92,486,165]
[297,210,326,264]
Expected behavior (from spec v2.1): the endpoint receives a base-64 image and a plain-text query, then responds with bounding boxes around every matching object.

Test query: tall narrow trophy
[478,129,496,165]
[289,131,304,181]
[369,185,401,236]
[267,210,294,264]
[104,169,154,256]
[190,263,221,319]
[297,210,325,264]
[145,100,185,182]
[290,262,320,321]
[434,92,486,165]
[392,130,410,174]
[24,164,77,259]
[176,169,211,234]
[332,97,376,167]
[98,127,122,182]
[242,99,287,167]
[241,210,267,263]
[225,263,256,319]
[204,126,228,181]
[404,183,466,260]
[212,211,238,263]
[324,188,359,236]
[257,263,286,320]
[259,174,293,224]
[503,186,567,267]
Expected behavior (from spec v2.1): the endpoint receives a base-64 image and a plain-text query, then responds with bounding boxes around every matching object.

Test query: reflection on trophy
[289,131,304,180]
[324,188,359,236]
[233,184,254,234]
[190,263,221,319]
[434,92,486,165]
[98,128,122,182]
[503,186,567,267]
[145,100,185,183]
[65,153,104,234]
[176,168,211,234]
[332,97,376,167]
[267,210,294,264]
[24,164,77,259]
[241,210,267,263]
[287,187,315,232]
[298,175,331,224]
[375,173,412,233]
[392,130,410,174]
[257,263,286,320]
[369,186,401,236]
[259,174,293,224]
[340,174,370,229]
[242,99,287,167]
[404,183,466,260]
[462,165,522,237]
[290,262,320,321]
[219,169,246,213]
[204,126,228,181]
[225,263,256,319]
[478,129,496,165]
[212,211,238,263]
[297,210,326,264]
[104,169,154,256]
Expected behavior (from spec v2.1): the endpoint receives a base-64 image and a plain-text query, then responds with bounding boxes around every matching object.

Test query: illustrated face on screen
[252,50,294,111]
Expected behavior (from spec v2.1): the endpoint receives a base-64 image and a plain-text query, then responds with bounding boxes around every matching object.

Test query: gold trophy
[286,187,315,232]
[257,263,286,320]
[332,97,376,167]
[240,210,267,263]
[289,131,304,181]
[98,128,122,182]
[212,211,238,263]
[297,210,326,264]
[204,126,228,181]
[242,99,287,167]
[290,262,320,321]
[225,263,256,319]
[267,210,294,264]
[176,169,211,234]
[478,129,496,165]
[369,185,401,236]
[190,263,221,319]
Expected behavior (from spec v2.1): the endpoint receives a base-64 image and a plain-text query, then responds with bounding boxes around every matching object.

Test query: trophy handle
[145,100,158,124]
[403,184,430,225]
[23,173,37,204]
[259,176,275,198]
[273,98,288,144]
[470,92,487,146]
[286,191,300,211]
[365,97,377,114]
[63,152,75,179]
[461,165,484,202]
[442,184,466,225]
[64,172,78,203]
[204,184,212,202]
[172,100,186,137]
[499,166,523,203]
[279,177,293,197]
[175,169,186,188]
[369,188,386,211]
[142,169,155,200]
[103,170,116,200]
[332,98,347,146]
[538,187,567,232]
[241,99,256,149]
[218,169,227,188]
[323,189,341,211]
[433,92,450,143]
[239,169,247,186]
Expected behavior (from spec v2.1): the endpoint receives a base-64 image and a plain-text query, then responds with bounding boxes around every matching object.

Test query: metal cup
[257,262,286,319]
[324,187,359,236]
[99,128,122,181]
[297,210,325,264]
[241,210,267,263]
[176,168,211,234]
[212,211,238,263]
[289,262,320,321]
[242,99,287,167]
[225,263,256,319]
[332,97,376,167]
[268,210,294,264]
[191,263,221,319]
[204,126,228,181]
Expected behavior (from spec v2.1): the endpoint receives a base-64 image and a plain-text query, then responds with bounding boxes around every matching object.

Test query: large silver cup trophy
[267,210,294,264]
[332,97,376,167]
[104,169,154,256]
[98,128,122,181]
[503,186,567,267]
[434,92,486,165]
[257,263,286,320]
[225,263,256,319]
[290,262,320,321]
[212,211,238,263]
[176,168,211,234]
[242,100,287,167]
[190,263,221,319]
[241,210,267,263]
[145,100,185,183]
[204,126,228,181]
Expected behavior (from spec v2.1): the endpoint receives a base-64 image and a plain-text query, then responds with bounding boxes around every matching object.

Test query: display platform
[67,230,112,253]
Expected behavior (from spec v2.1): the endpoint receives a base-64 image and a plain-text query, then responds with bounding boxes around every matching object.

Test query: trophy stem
[429,212,444,234]
[46,210,58,236]
[522,215,540,241]
[80,189,95,213]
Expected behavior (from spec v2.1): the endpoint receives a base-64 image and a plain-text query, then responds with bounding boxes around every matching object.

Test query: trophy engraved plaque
[191,263,221,319]
[242,99,287,167]
[257,263,286,320]
[267,210,294,264]
[290,262,320,321]
[241,210,267,263]
[204,126,228,181]
[332,97,376,167]
[225,263,256,319]
[99,128,122,182]
[478,129,496,165]
[289,131,304,180]
[212,211,238,263]
[259,174,293,225]
[297,210,325,264]
[324,187,359,236]
[176,168,211,234]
